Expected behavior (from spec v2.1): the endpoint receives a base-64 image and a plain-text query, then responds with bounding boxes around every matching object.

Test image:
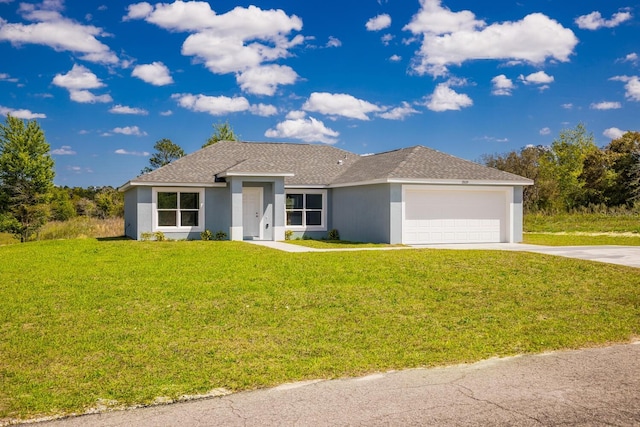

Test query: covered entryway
[242,187,263,240]
[402,186,509,244]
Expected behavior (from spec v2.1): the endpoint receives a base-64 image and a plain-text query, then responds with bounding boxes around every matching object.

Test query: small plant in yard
[328,229,340,240]
[284,230,293,240]
[200,230,212,241]
[214,230,227,240]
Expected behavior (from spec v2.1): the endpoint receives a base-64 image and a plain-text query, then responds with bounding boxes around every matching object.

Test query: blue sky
[0,0,638,188]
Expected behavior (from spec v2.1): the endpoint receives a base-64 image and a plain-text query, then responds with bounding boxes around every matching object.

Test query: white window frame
[152,187,205,232]
[285,189,327,231]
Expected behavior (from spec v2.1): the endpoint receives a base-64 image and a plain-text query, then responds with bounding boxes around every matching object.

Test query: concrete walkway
[246,240,640,268]
[36,342,640,426]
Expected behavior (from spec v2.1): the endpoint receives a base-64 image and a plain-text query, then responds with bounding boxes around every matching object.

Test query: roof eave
[119,181,227,192]
[329,178,533,188]
[218,171,295,178]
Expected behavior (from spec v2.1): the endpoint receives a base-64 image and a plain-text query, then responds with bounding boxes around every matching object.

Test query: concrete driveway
[411,243,640,268]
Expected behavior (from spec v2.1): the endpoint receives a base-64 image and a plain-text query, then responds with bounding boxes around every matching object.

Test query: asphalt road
[36,342,640,427]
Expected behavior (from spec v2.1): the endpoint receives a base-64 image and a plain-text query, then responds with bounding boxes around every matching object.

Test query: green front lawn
[284,239,404,249]
[525,211,640,233]
[1,240,639,422]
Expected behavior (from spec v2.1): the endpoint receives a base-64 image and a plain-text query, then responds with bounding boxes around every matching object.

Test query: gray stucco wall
[332,184,392,243]
[123,187,152,240]
[205,187,231,237]
[123,188,138,239]
[513,186,524,242]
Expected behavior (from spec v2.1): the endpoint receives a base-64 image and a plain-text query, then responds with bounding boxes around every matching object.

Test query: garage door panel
[403,189,506,244]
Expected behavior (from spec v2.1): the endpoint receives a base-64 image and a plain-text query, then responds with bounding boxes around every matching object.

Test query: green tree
[50,187,76,221]
[0,115,55,242]
[141,138,185,174]
[94,187,124,219]
[202,121,238,148]
[482,145,556,212]
[543,123,598,210]
[603,131,640,206]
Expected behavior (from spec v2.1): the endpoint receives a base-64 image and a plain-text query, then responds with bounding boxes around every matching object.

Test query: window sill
[285,226,327,232]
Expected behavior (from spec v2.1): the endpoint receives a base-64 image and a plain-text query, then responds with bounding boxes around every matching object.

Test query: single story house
[119,140,533,244]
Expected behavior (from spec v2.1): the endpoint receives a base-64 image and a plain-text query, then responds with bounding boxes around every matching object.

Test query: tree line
[0,115,238,242]
[482,124,640,213]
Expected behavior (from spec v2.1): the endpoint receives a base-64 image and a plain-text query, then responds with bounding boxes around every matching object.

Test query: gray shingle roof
[131,140,359,186]
[332,146,533,184]
[125,141,532,187]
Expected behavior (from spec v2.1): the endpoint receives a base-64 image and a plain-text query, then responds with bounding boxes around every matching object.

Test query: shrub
[328,229,340,240]
[214,230,227,241]
[140,231,166,241]
[284,230,294,240]
[200,230,212,241]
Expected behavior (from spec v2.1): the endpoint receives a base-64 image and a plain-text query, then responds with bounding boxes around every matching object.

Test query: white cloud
[519,71,554,85]
[265,116,339,144]
[378,102,419,120]
[115,149,150,156]
[476,136,509,143]
[160,110,173,116]
[52,64,104,89]
[112,126,147,136]
[381,34,394,45]
[491,74,514,96]
[389,54,402,62]
[52,64,112,103]
[561,103,574,109]
[404,0,577,76]
[575,9,632,30]
[590,101,622,110]
[123,2,153,21]
[286,110,306,120]
[326,36,341,48]
[0,73,18,82]
[0,105,46,119]
[302,92,383,120]
[236,64,298,96]
[618,52,638,64]
[69,90,112,103]
[539,127,551,135]
[0,1,118,64]
[366,14,391,31]
[51,145,76,155]
[424,83,473,112]
[603,127,625,139]
[249,103,278,117]
[131,62,173,86]
[172,93,250,116]
[109,104,149,115]
[610,75,640,101]
[127,2,303,95]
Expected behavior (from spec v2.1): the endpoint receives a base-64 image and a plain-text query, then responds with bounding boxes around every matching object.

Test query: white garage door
[403,189,507,244]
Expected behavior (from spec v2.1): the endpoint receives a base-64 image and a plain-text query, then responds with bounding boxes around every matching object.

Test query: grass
[1,240,639,423]
[284,239,404,249]
[0,217,123,246]
[525,211,640,234]
[38,217,124,240]
[0,232,17,246]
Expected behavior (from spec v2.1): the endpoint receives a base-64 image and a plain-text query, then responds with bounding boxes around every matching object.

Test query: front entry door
[242,187,263,240]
